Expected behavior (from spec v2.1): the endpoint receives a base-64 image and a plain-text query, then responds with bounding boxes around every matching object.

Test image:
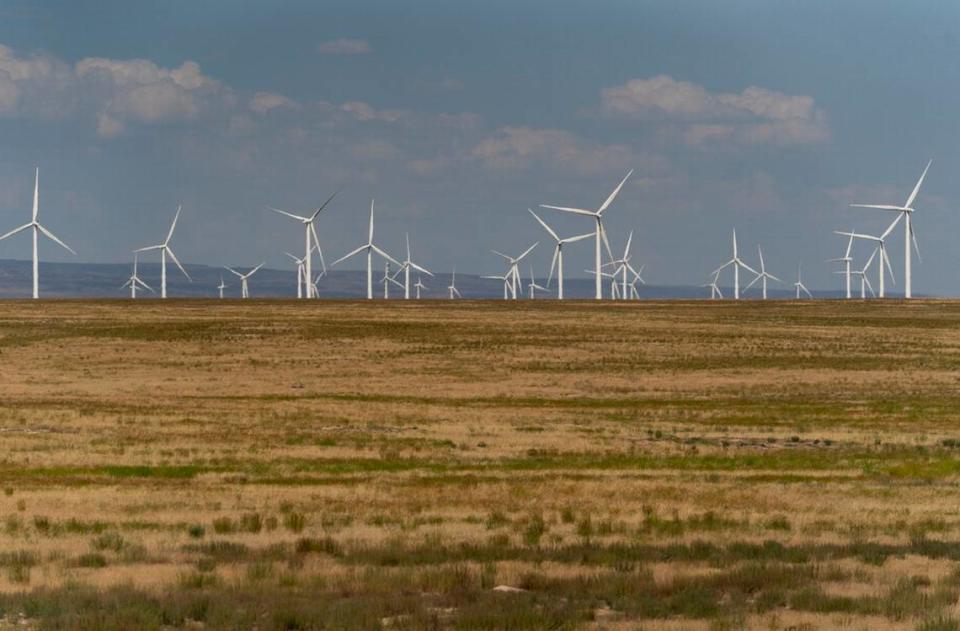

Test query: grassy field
[2,299,960,629]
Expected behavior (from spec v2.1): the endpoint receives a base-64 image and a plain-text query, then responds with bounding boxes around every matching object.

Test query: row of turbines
[0,161,933,300]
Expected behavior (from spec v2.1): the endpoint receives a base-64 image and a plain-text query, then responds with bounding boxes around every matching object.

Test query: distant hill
[0,258,855,300]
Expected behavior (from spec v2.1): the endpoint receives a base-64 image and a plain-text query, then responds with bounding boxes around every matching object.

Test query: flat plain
[2,299,960,629]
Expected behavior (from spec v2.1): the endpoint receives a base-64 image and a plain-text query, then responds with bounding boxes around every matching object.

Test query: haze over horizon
[0,1,956,294]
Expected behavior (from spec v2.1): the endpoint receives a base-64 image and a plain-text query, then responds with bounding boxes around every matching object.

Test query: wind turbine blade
[712,260,735,276]
[757,246,765,272]
[880,213,904,240]
[166,247,191,281]
[911,225,922,263]
[516,242,538,261]
[562,232,595,244]
[165,205,182,244]
[36,224,76,255]
[538,204,597,217]
[249,262,265,276]
[491,250,512,261]
[881,247,895,284]
[285,252,301,262]
[225,266,243,278]
[844,233,855,258]
[864,276,875,297]
[528,208,559,241]
[135,244,164,252]
[863,248,878,272]
[405,233,411,262]
[904,159,932,209]
[136,278,154,292]
[767,274,782,283]
[803,285,813,298]
[268,207,309,222]
[849,204,906,212]
[623,230,633,259]
[309,189,340,221]
[743,274,760,291]
[310,222,327,274]
[598,170,633,213]
[547,246,558,287]
[371,244,401,266]
[332,244,368,267]
[738,261,759,276]
[0,223,32,242]
[32,167,39,221]
[600,223,615,262]
[409,262,433,276]
[368,199,375,244]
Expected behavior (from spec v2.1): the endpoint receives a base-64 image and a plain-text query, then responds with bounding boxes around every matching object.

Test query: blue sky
[0,1,957,293]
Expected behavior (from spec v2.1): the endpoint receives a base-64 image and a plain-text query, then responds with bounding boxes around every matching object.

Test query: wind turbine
[396,233,433,299]
[793,263,813,299]
[447,267,462,299]
[849,160,931,299]
[627,265,645,299]
[491,242,538,299]
[712,230,758,300]
[828,232,856,299]
[0,168,76,299]
[331,199,400,299]
[540,170,633,299]
[528,209,593,300]
[135,206,191,299]
[584,268,620,299]
[285,251,308,299]
[838,247,878,299]
[268,190,337,299]
[414,276,427,299]
[743,246,781,300]
[381,261,403,299]
[703,270,723,300]
[120,253,153,299]
[481,272,512,300]
[603,230,644,301]
[834,219,898,298]
[225,263,265,299]
[527,267,549,299]
[217,275,227,299]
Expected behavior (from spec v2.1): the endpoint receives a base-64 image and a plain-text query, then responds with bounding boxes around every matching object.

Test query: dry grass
[1,299,960,629]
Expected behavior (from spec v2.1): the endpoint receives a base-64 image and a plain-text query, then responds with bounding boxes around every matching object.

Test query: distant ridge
[0,258,861,299]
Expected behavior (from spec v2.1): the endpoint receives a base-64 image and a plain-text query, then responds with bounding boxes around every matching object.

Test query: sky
[0,0,957,294]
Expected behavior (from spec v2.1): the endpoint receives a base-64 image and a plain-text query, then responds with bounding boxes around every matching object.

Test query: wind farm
[1,1,959,628]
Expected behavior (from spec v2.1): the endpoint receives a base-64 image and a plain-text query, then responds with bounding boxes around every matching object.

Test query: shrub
[77,553,108,568]
[283,512,307,533]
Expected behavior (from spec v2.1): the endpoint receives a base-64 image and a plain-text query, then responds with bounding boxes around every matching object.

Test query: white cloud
[471,126,644,175]
[249,91,299,114]
[317,38,372,55]
[600,75,828,147]
[339,100,405,123]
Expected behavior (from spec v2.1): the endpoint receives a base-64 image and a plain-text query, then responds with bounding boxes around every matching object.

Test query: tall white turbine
[396,233,433,299]
[135,206,191,299]
[331,199,400,299]
[528,209,593,300]
[491,242,538,299]
[447,267,462,299]
[712,230,758,300]
[414,276,427,299]
[743,246,781,300]
[834,220,898,298]
[225,263,265,299]
[217,275,227,299]
[0,168,76,299]
[849,160,931,299]
[540,170,633,300]
[268,191,337,299]
[794,263,813,299]
[827,232,856,299]
[120,253,153,299]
